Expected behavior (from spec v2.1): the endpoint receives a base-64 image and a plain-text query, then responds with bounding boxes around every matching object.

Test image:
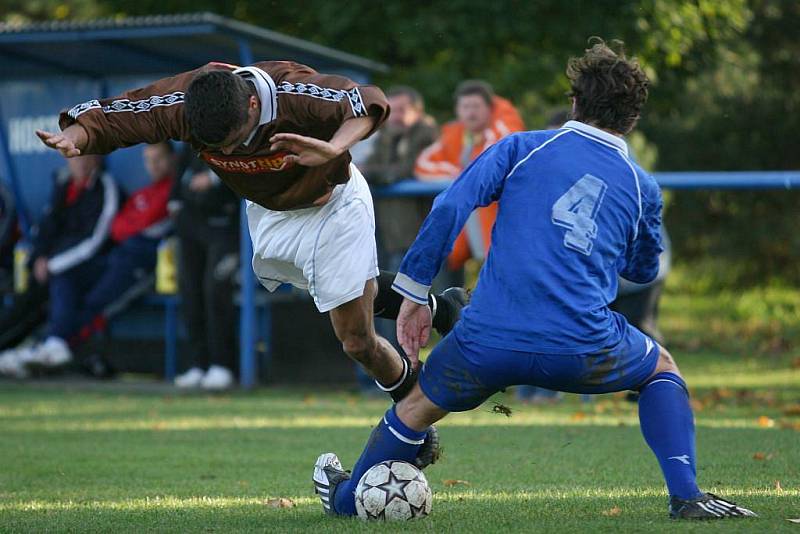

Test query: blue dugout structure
[0,13,386,388]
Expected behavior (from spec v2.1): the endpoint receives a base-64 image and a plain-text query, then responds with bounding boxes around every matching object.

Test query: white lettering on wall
[9,115,60,155]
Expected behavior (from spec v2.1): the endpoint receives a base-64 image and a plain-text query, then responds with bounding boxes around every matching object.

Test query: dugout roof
[0,12,388,78]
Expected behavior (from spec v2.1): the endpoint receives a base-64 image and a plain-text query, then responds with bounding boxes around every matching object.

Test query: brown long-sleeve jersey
[59,61,389,211]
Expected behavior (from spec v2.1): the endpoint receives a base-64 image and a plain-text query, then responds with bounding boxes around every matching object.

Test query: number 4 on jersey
[551,174,607,255]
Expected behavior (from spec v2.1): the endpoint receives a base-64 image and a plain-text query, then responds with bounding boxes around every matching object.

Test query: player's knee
[340,330,378,363]
[652,346,682,379]
[396,384,445,432]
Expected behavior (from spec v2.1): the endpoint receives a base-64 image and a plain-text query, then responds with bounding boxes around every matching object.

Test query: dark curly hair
[184,70,253,145]
[566,38,649,135]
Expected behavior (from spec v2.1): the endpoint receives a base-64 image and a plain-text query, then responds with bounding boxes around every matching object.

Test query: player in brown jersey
[38,61,465,467]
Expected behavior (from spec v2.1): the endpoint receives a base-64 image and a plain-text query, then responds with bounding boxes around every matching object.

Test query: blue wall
[0,74,172,223]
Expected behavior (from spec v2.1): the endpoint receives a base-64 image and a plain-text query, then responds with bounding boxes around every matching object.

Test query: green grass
[1,351,799,533]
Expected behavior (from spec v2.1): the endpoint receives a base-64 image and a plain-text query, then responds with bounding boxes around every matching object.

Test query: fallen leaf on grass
[490,403,513,417]
[753,452,767,460]
[570,411,587,422]
[602,506,622,516]
[265,498,295,508]
[779,420,800,431]
[757,416,775,428]
[782,404,800,416]
[442,479,470,487]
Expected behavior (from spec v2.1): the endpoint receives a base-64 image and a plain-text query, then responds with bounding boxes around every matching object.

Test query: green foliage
[661,265,800,354]
[3,0,797,286]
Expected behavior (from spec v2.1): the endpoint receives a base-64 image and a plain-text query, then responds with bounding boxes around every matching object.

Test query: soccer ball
[354,460,432,520]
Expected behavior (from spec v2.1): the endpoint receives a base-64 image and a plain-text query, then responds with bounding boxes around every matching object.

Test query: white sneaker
[174,367,204,388]
[0,349,30,378]
[22,337,72,368]
[200,365,234,390]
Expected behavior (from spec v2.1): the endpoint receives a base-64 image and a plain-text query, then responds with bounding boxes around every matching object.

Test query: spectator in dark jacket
[361,86,438,269]
[0,181,16,290]
[0,144,174,377]
[0,154,116,375]
[171,155,240,391]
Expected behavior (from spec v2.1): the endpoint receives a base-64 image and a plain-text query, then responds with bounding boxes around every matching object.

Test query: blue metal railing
[235,170,800,387]
[371,171,800,198]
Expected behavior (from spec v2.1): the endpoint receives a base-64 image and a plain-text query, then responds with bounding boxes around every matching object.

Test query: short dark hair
[454,80,495,107]
[184,70,253,145]
[386,86,424,109]
[566,38,649,135]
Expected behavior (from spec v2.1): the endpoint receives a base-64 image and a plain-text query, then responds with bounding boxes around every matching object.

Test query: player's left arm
[619,175,664,284]
[268,66,389,167]
[270,115,377,167]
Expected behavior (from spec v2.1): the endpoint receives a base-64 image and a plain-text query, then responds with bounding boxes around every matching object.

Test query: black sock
[375,355,418,402]
[374,270,436,320]
[430,293,453,333]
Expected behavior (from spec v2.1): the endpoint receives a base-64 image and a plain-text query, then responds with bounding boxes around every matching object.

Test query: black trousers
[178,230,239,373]
[0,280,48,350]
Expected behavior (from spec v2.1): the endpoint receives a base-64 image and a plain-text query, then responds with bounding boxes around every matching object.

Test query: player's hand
[396,298,432,368]
[35,124,88,158]
[269,133,342,167]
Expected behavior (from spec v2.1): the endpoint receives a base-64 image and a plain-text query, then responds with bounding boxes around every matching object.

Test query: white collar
[233,66,278,146]
[562,120,628,156]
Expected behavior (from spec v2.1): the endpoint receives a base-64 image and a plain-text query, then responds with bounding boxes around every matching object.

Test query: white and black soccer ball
[354,460,432,520]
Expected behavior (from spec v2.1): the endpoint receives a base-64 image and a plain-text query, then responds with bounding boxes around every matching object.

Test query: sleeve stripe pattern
[101,92,185,114]
[347,87,367,117]
[276,81,367,116]
[67,100,102,119]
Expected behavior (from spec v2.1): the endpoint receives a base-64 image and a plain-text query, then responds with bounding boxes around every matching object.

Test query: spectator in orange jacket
[415,80,524,271]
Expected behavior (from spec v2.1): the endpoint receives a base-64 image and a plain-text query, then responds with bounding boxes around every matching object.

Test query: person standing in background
[171,158,240,391]
[415,80,524,283]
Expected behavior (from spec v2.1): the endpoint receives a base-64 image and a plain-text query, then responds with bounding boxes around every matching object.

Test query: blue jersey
[392,120,663,354]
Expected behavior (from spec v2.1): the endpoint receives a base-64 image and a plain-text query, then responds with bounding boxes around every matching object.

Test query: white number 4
[551,174,607,255]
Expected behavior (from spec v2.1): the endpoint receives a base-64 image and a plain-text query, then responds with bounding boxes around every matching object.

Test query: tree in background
[2,0,796,285]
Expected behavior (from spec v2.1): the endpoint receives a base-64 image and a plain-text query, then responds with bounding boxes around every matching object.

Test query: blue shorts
[419,324,660,412]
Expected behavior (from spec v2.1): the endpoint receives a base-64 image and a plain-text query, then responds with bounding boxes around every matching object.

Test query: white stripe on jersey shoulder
[505,129,572,180]
[561,120,628,155]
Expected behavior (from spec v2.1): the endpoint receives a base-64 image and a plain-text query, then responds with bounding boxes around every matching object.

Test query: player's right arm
[36,66,212,157]
[619,175,664,284]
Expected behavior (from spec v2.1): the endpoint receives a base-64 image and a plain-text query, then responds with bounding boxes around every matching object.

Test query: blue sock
[638,372,702,500]
[332,405,426,515]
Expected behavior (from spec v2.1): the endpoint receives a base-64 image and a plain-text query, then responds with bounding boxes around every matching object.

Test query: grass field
[1,351,799,532]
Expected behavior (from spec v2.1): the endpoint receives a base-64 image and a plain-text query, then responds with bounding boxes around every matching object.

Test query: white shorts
[246,164,379,313]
